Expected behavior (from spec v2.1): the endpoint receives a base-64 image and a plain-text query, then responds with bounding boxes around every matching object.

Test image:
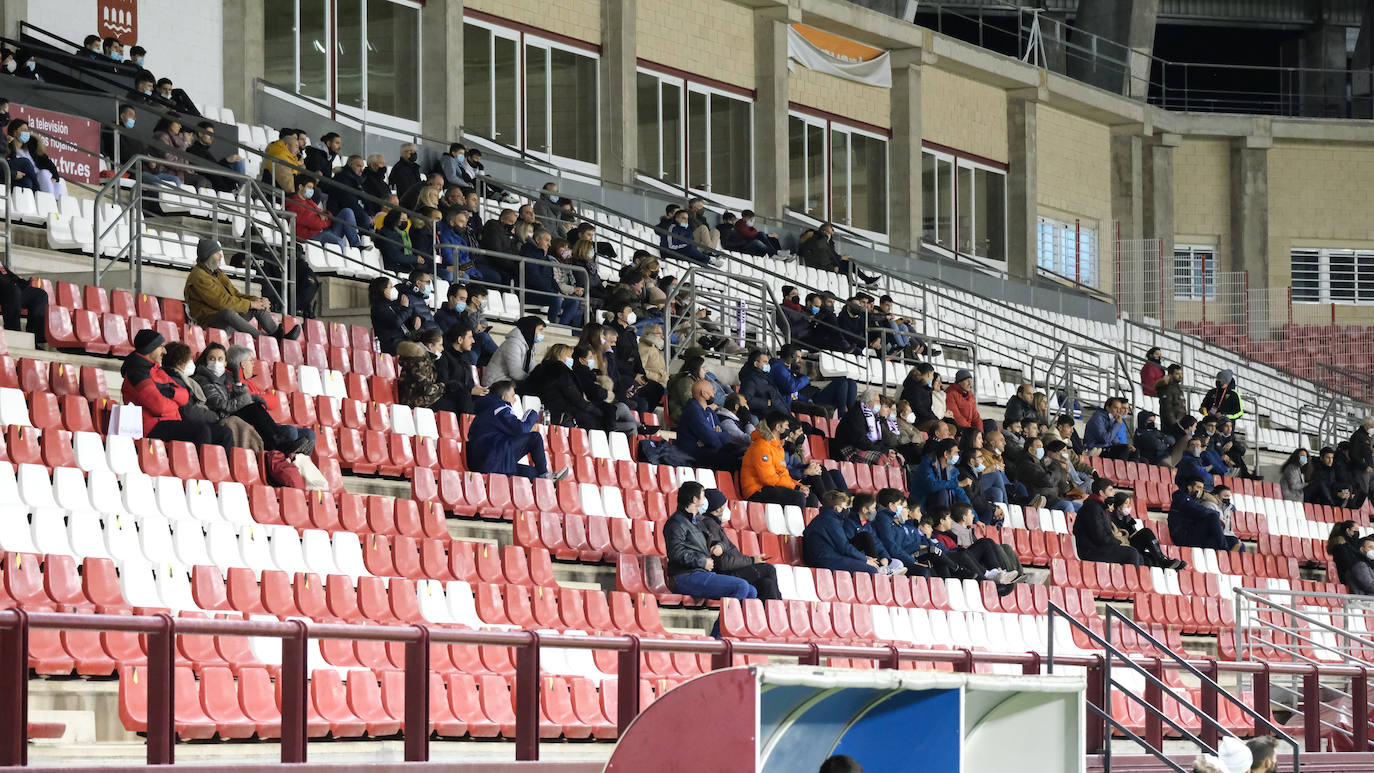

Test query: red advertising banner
[9,104,101,184]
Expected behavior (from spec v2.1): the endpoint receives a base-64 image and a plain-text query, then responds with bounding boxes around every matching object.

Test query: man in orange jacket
[946,368,983,432]
[740,412,811,508]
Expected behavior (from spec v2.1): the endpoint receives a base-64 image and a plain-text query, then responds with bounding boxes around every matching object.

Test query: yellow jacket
[185,264,252,322]
[265,139,299,194]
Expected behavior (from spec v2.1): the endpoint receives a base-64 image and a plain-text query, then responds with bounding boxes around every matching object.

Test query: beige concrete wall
[467,0,602,45]
[790,67,891,129]
[1035,105,1111,287]
[921,68,1006,163]
[1171,138,1232,271]
[635,0,756,90]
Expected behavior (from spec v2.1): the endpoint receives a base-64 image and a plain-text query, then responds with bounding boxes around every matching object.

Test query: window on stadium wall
[788,113,889,236]
[636,69,753,203]
[265,0,421,124]
[1291,248,1374,304]
[1173,245,1216,301]
[464,20,600,174]
[1036,216,1099,288]
[920,149,1005,262]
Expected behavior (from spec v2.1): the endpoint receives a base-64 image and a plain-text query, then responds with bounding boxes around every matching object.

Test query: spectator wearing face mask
[834,389,903,468]
[185,238,300,339]
[637,322,668,388]
[841,494,906,576]
[396,270,438,333]
[126,70,159,104]
[467,380,570,481]
[327,154,375,233]
[368,276,417,355]
[377,209,421,272]
[945,369,982,432]
[1279,448,1310,502]
[770,344,857,419]
[955,431,1004,525]
[663,207,710,264]
[910,438,971,511]
[192,342,312,455]
[1140,347,1165,396]
[730,209,780,256]
[1073,478,1143,566]
[676,379,742,470]
[1084,397,1137,460]
[1201,369,1244,421]
[741,411,809,508]
[533,182,564,224]
[7,119,65,199]
[1107,492,1187,570]
[159,342,235,450]
[694,488,780,600]
[1169,475,1229,550]
[287,174,359,251]
[397,328,446,409]
[1175,435,1219,491]
[388,143,422,198]
[1344,535,1374,597]
[485,316,546,387]
[1134,410,1173,466]
[1206,485,1243,552]
[715,393,755,456]
[803,491,879,575]
[664,483,758,636]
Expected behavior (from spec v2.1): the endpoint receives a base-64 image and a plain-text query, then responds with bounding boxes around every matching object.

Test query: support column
[1110,126,1144,243]
[222,0,266,124]
[599,0,636,185]
[1005,91,1040,281]
[888,49,922,253]
[0,0,25,40]
[1069,0,1158,97]
[420,0,464,143]
[1298,23,1347,117]
[753,7,793,218]
[1139,133,1179,322]
[1231,135,1270,334]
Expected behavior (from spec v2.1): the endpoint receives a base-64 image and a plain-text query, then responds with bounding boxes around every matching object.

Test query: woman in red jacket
[946,368,983,432]
[1139,347,1164,397]
[119,329,213,444]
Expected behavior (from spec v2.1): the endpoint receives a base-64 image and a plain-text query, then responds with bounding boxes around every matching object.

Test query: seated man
[675,379,741,470]
[842,493,905,576]
[1134,410,1173,466]
[1168,475,1229,550]
[664,482,758,636]
[120,330,213,445]
[803,491,879,575]
[695,488,780,600]
[909,438,972,511]
[1176,434,1220,490]
[184,238,301,339]
[185,121,247,192]
[1072,478,1143,566]
[731,210,780,256]
[434,322,488,415]
[465,380,570,481]
[741,412,810,508]
[769,343,857,419]
[1003,382,1037,428]
[0,261,47,346]
[1084,397,1136,460]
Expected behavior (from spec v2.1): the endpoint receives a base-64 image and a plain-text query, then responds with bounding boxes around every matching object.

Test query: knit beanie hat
[704,488,727,514]
[1215,736,1253,773]
[1216,368,1234,385]
[954,369,973,383]
[196,237,223,265]
[133,329,165,356]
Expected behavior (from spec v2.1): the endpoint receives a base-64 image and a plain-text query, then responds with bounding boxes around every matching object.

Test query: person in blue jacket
[519,228,577,325]
[769,344,857,418]
[802,491,877,575]
[909,438,972,511]
[397,269,439,333]
[674,379,741,469]
[1084,397,1136,460]
[1168,475,1228,550]
[1175,435,1219,491]
[662,207,709,264]
[840,493,905,575]
[869,488,928,577]
[465,381,570,481]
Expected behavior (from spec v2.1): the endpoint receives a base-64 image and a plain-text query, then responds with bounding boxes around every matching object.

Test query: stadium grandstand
[2,0,1374,771]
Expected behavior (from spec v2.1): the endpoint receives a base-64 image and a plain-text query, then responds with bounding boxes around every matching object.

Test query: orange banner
[791,23,885,64]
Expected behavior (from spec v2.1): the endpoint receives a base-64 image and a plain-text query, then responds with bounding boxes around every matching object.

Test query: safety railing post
[1200,658,1220,750]
[1086,655,1106,753]
[1252,662,1271,737]
[1145,658,1164,749]
[711,638,735,671]
[0,609,29,766]
[952,648,973,674]
[617,636,642,734]
[279,619,309,764]
[800,643,821,668]
[1303,666,1321,752]
[145,613,176,765]
[515,631,541,761]
[1354,666,1369,751]
[404,625,431,762]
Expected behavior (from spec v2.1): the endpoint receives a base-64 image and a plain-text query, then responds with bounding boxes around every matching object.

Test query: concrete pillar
[888,49,922,253]
[1299,23,1347,117]
[420,0,464,143]
[599,0,636,185]
[221,0,265,124]
[1109,126,1145,309]
[1005,92,1039,281]
[1231,136,1270,333]
[1143,132,1180,278]
[0,0,25,40]
[753,7,793,218]
[1069,0,1158,97]
[1352,1,1374,118]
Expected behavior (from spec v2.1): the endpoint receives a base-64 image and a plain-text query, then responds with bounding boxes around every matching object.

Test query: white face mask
[206,361,226,377]
[905,412,915,423]
[1366,549,1374,561]
[181,362,195,377]
[625,311,637,326]
[719,509,731,523]
[385,286,399,301]
[1122,507,1132,517]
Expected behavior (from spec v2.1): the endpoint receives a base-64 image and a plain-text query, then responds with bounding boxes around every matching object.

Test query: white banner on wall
[787,24,892,89]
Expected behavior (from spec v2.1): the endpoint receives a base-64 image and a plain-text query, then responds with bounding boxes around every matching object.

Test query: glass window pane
[830,130,849,226]
[548,48,598,164]
[788,117,805,213]
[299,0,329,100]
[1330,251,1356,302]
[463,24,492,138]
[1173,250,1193,299]
[936,157,952,248]
[709,94,751,199]
[688,91,707,191]
[365,0,419,120]
[1291,250,1320,302]
[265,0,296,90]
[661,82,681,184]
[850,133,886,233]
[975,168,1004,260]
[1359,252,1374,304]
[637,73,660,179]
[336,0,363,109]
[921,153,936,244]
[492,36,518,145]
[956,165,974,254]
[807,124,824,218]
[525,44,548,155]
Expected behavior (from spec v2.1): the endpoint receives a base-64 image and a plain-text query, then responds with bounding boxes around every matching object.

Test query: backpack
[263,450,306,489]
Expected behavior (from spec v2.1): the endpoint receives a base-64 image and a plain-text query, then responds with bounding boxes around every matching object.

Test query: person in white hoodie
[1192,736,1252,773]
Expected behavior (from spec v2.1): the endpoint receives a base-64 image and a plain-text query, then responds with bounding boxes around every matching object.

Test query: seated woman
[522,343,606,430]
[369,276,418,356]
[484,316,545,387]
[120,330,213,445]
[7,118,66,198]
[567,343,637,433]
[161,341,253,451]
[1107,492,1186,570]
[194,343,314,455]
[397,329,445,409]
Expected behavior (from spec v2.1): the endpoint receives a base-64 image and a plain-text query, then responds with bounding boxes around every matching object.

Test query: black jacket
[900,374,936,426]
[327,166,372,221]
[836,305,868,350]
[361,167,391,204]
[799,233,844,271]
[737,363,787,416]
[1307,461,1354,506]
[1072,496,1118,556]
[303,146,338,177]
[806,307,848,351]
[479,220,518,278]
[696,514,752,573]
[434,348,477,415]
[522,360,603,430]
[834,402,880,457]
[371,299,416,356]
[1135,425,1173,465]
[185,141,240,192]
[608,320,644,381]
[1004,395,1037,427]
[665,511,711,577]
[388,158,422,202]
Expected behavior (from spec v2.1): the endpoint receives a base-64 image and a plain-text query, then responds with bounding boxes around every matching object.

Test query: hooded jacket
[740,429,795,498]
[802,508,874,574]
[396,340,444,408]
[121,353,188,434]
[1201,381,1244,420]
[945,383,982,430]
[484,317,543,386]
[900,372,936,426]
[465,392,537,477]
[1134,410,1172,465]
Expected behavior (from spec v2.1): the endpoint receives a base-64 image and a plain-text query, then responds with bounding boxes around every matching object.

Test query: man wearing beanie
[184,237,301,340]
[946,369,982,431]
[119,328,213,444]
[694,488,780,600]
